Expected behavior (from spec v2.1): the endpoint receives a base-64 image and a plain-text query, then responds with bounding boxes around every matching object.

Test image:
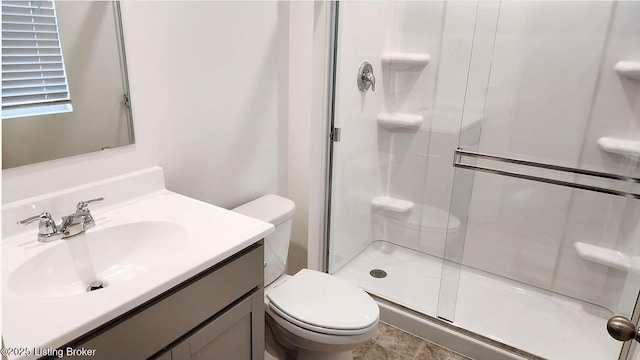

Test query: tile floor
[354,322,471,360]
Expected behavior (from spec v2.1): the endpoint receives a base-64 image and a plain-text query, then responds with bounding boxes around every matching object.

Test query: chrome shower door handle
[607,316,640,343]
[358,61,376,92]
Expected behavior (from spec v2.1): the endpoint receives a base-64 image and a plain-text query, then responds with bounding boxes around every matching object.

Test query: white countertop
[2,168,273,360]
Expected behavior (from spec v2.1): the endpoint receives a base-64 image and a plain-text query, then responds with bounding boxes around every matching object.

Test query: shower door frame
[320,0,339,274]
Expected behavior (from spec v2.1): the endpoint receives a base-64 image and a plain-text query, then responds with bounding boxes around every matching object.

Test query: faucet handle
[73,197,104,231]
[18,212,53,226]
[365,71,376,91]
[76,197,105,211]
[17,212,60,242]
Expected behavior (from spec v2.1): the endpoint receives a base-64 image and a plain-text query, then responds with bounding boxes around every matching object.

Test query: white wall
[122,1,290,210]
[3,2,289,211]
[287,2,314,274]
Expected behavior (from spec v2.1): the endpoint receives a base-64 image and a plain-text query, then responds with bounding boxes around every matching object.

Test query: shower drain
[369,269,387,278]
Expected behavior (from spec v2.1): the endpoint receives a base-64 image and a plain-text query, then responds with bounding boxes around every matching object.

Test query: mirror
[2,1,134,169]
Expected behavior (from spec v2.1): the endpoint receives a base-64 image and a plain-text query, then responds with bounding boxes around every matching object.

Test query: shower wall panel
[461,1,640,312]
[330,2,482,272]
[329,2,399,272]
[555,1,640,314]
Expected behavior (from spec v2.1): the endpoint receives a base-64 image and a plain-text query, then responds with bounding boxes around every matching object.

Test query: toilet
[233,194,379,360]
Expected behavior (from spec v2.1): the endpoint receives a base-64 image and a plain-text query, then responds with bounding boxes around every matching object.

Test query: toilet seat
[268,302,379,336]
[266,269,379,336]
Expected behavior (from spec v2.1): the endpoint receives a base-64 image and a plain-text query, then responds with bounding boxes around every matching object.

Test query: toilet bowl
[233,195,379,360]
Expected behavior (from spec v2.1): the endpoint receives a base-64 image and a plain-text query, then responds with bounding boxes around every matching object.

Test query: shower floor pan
[334,241,621,360]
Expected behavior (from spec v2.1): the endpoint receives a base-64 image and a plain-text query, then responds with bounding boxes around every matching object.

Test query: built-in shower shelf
[371,196,414,213]
[575,242,640,272]
[598,137,640,159]
[377,112,423,129]
[614,61,640,80]
[381,52,430,71]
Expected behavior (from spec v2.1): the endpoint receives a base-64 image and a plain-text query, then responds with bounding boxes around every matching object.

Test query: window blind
[2,0,71,113]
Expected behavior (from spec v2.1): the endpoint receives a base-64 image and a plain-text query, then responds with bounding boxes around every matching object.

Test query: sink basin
[8,221,187,298]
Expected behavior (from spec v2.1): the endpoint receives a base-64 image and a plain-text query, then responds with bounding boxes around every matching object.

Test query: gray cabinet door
[172,291,264,360]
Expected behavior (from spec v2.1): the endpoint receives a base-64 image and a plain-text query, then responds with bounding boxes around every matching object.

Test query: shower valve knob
[607,316,640,343]
[357,61,376,92]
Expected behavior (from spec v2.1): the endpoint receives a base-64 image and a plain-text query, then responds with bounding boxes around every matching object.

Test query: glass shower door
[327,0,481,318]
[327,0,445,316]
[442,1,640,359]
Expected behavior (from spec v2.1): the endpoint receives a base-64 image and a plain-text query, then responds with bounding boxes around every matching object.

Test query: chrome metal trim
[454,148,640,199]
[323,1,339,273]
[357,61,375,92]
[455,148,640,183]
[113,1,135,145]
[17,198,105,243]
[621,291,640,359]
[331,127,341,142]
[17,212,62,242]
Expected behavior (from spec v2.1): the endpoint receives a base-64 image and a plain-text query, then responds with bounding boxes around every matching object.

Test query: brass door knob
[607,316,640,342]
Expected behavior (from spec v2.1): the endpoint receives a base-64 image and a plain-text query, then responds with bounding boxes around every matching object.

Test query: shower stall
[325,2,640,359]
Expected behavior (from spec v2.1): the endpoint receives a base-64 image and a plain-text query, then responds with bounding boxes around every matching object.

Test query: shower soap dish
[614,61,640,80]
[597,137,640,159]
[377,112,423,129]
[575,242,640,272]
[371,196,414,213]
[381,52,430,71]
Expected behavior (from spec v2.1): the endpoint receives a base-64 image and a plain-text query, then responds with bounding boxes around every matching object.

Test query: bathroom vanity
[2,167,273,360]
[67,242,264,360]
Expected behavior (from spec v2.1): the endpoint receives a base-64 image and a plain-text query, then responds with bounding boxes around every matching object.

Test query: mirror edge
[113,0,135,146]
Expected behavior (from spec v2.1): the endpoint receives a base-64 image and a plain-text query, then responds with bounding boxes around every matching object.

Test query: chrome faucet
[17,197,104,242]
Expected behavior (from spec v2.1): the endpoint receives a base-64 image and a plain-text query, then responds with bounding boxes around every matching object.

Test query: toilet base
[265,311,375,360]
[265,350,280,360]
[266,314,297,360]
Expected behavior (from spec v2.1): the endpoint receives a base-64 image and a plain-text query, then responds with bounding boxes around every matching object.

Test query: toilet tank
[232,194,295,286]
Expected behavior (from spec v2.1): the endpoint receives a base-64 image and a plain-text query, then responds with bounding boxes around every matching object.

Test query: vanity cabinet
[53,242,264,360]
[170,294,258,360]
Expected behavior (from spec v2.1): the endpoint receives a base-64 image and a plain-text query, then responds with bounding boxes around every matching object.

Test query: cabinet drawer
[63,242,263,360]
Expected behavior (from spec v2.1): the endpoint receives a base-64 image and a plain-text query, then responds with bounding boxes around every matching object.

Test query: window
[2,0,72,119]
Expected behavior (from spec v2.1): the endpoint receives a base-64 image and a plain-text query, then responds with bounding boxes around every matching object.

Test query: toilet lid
[266,269,379,335]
